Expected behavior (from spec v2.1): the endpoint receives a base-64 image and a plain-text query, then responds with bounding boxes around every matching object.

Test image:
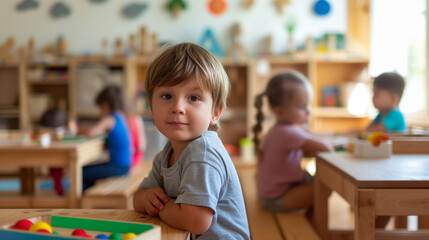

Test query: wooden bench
[237,165,320,240]
[82,161,152,209]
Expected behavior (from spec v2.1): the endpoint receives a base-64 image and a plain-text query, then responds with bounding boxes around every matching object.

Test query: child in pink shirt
[253,71,333,214]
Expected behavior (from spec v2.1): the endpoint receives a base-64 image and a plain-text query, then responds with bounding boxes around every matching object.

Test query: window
[370,0,428,125]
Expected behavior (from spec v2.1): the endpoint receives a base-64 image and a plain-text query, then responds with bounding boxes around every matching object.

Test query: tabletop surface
[0,209,188,240]
[317,152,429,188]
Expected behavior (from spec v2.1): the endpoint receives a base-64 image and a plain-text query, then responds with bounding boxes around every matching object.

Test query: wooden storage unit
[24,61,75,127]
[219,62,249,145]
[311,58,371,132]
[0,63,27,129]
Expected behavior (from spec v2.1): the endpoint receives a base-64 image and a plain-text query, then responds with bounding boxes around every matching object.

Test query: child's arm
[84,116,115,138]
[133,187,169,216]
[366,120,387,132]
[302,137,334,157]
[159,201,214,234]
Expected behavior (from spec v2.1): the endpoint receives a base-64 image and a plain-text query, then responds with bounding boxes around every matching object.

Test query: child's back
[258,124,310,198]
[253,71,332,212]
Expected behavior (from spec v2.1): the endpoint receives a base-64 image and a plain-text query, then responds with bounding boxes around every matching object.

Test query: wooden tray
[1,214,160,240]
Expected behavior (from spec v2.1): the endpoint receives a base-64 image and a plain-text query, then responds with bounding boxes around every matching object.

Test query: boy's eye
[189,96,200,102]
[161,94,172,100]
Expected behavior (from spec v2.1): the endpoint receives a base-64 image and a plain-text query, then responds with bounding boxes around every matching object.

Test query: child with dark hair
[253,71,333,215]
[367,72,407,132]
[39,107,68,195]
[81,85,132,191]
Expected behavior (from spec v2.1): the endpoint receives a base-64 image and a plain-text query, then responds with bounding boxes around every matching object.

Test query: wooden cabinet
[0,63,26,129]
[24,61,75,127]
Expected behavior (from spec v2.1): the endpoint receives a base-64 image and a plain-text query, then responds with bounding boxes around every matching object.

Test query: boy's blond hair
[145,42,230,131]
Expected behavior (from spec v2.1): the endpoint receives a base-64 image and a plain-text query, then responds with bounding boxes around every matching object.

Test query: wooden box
[1,215,160,240]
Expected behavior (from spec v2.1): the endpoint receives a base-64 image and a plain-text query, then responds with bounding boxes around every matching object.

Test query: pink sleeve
[277,127,311,150]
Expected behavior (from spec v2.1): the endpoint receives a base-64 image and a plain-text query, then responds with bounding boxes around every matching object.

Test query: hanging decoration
[167,0,187,18]
[122,3,148,19]
[50,2,71,19]
[208,0,227,15]
[16,0,39,11]
[274,0,289,15]
[199,28,224,57]
[313,0,331,16]
[242,0,254,9]
[89,0,109,3]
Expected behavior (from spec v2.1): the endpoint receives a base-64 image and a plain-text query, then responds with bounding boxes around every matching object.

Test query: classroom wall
[0,0,346,56]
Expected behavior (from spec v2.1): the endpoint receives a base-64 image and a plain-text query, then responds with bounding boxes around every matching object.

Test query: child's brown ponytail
[253,92,266,156]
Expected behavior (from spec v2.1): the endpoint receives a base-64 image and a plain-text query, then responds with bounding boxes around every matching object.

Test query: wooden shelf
[313,107,368,118]
[28,80,68,85]
[76,111,100,119]
[0,108,20,117]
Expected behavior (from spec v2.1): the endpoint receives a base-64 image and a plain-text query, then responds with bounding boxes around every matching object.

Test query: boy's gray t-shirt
[139,131,250,239]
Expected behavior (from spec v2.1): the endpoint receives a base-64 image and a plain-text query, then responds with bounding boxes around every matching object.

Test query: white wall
[0,0,346,56]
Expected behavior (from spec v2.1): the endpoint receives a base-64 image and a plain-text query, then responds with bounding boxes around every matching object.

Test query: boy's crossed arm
[133,188,214,234]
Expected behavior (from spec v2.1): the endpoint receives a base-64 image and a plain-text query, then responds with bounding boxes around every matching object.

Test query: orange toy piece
[367,132,389,147]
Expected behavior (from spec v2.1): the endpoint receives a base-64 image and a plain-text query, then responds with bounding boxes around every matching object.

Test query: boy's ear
[210,105,223,126]
[391,93,400,106]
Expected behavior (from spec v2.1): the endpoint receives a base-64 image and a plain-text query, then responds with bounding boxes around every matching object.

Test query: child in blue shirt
[81,86,132,191]
[133,43,250,239]
[367,72,407,132]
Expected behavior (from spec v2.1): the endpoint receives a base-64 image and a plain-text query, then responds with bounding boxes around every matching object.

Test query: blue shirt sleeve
[382,109,407,132]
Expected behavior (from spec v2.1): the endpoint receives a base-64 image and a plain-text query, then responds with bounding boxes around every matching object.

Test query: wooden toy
[2,215,160,240]
[129,34,137,55]
[28,36,35,61]
[208,0,227,15]
[57,36,68,57]
[114,37,125,59]
[0,37,16,62]
[102,38,109,57]
[139,26,147,56]
[274,0,290,14]
[226,23,247,62]
[151,33,158,56]
[266,35,274,55]
[242,0,254,8]
[167,0,187,18]
[18,46,27,62]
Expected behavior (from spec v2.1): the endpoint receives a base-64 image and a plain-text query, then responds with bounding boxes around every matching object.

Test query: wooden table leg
[419,216,429,229]
[355,189,375,240]
[314,176,331,240]
[69,152,80,208]
[19,168,35,195]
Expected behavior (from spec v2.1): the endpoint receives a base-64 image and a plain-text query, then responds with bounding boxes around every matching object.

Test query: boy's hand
[145,187,169,216]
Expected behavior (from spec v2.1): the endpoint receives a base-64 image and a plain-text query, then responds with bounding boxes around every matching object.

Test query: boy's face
[150,79,221,145]
[373,86,398,111]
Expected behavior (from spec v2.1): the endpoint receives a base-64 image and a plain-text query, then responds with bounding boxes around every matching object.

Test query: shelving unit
[0,63,27,129]
[24,61,75,127]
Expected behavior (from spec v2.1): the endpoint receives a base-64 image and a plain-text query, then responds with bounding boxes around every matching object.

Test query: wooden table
[0,209,189,240]
[314,152,429,240]
[0,138,104,208]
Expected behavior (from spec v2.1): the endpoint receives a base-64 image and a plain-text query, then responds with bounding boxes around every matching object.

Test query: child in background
[253,71,333,215]
[126,102,146,167]
[366,72,406,132]
[39,107,68,195]
[81,85,132,191]
[133,43,250,239]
